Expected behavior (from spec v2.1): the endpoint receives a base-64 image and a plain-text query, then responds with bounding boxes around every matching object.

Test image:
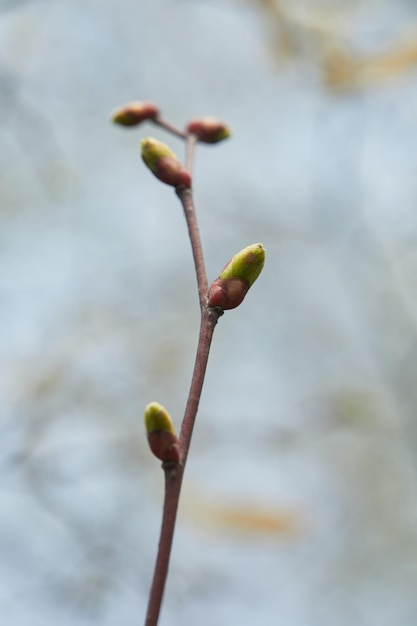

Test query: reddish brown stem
[179,306,222,463]
[144,307,220,626]
[144,464,182,626]
[176,186,208,308]
[144,148,223,626]
[152,115,187,140]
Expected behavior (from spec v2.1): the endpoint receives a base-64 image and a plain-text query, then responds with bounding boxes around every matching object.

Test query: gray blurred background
[2,0,417,624]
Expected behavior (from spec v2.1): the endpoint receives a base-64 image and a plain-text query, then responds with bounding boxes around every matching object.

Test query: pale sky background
[2,1,417,625]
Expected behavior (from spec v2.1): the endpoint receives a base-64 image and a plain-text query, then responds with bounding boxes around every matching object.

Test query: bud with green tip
[208,243,265,310]
[186,117,231,144]
[112,101,159,127]
[141,137,191,188]
[144,402,180,463]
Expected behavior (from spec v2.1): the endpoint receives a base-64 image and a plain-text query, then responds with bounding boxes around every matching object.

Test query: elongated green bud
[208,243,265,310]
[141,138,191,188]
[112,101,159,126]
[144,402,180,463]
[186,117,231,144]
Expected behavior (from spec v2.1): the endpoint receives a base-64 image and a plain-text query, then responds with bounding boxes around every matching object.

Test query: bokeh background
[2,1,417,624]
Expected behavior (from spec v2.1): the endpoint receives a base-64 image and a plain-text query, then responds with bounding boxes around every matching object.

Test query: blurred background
[2,0,417,624]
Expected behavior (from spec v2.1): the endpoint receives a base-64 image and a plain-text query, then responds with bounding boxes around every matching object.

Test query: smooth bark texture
[144,134,222,626]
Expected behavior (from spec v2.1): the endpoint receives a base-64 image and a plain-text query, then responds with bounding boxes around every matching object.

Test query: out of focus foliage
[253,0,417,89]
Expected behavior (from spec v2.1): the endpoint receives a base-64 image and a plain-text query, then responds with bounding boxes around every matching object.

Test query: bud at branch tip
[112,101,159,127]
[186,116,231,144]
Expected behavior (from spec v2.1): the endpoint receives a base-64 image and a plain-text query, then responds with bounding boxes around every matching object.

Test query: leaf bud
[186,117,231,144]
[141,137,191,188]
[208,243,265,310]
[144,402,180,463]
[112,101,159,126]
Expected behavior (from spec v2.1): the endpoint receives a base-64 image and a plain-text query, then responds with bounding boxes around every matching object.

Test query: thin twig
[144,306,220,626]
[144,145,222,626]
[185,133,197,177]
[176,186,208,307]
[152,115,187,140]
[144,464,182,626]
[178,307,222,464]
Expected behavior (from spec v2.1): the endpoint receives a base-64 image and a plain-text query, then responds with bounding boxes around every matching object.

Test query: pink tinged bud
[112,101,159,127]
[208,243,265,310]
[140,138,191,188]
[207,277,248,310]
[186,117,231,144]
[153,156,192,188]
[147,430,180,464]
[144,402,180,463]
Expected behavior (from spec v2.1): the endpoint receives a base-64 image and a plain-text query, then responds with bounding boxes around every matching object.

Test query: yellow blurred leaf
[183,491,303,538]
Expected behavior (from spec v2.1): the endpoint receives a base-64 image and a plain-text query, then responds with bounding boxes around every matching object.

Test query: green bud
[219,243,265,286]
[208,243,265,310]
[186,117,231,144]
[144,402,180,463]
[112,101,159,126]
[140,138,191,188]
[141,138,177,172]
[145,402,176,434]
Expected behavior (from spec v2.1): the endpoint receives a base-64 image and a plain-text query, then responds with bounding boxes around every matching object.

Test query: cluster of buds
[208,243,265,310]
[113,101,266,463]
[112,101,232,187]
[144,402,180,464]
